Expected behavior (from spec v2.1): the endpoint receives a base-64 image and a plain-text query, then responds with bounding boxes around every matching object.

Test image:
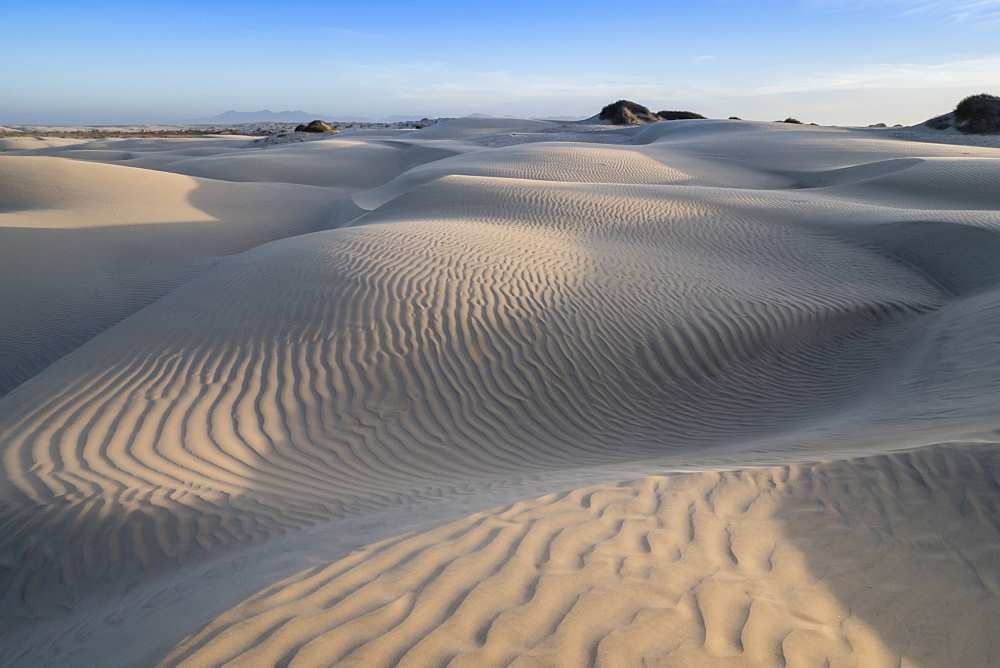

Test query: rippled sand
[2,117,999,666]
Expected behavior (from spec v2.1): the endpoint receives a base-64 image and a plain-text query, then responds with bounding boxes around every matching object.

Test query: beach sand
[1,118,999,666]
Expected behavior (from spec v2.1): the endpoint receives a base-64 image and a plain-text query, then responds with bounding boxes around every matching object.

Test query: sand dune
[0,136,92,152]
[0,154,343,396]
[806,157,1000,209]
[132,140,430,189]
[404,116,559,139]
[164,444,1000,667]
[1,118,999,666]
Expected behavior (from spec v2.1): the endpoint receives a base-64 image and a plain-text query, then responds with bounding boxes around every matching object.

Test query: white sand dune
[1,119,999,666]
[403,116,560,139]
[0,154,342,396]
[144,139,444,190]
[164,445,1000,668]
[0,136,92,152]
[803,157,1000,210]
[349,142,793,212]
[0,134,250,156]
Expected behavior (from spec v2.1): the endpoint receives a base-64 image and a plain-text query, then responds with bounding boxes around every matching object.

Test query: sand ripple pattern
[0,155,344,397]
[1,120,999,663]
[165,444,1000,667]
[0,172,948,616]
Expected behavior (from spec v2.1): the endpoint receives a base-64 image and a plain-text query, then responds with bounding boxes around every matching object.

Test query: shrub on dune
[599,100,660,125]
[924,113,953,130]
[954,93,1000,134]
[294,120,337,133]
[598,101,708,125]
[922,93,1000,134]
[656,110,707,120]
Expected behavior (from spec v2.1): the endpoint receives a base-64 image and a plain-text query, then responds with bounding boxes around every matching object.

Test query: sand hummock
[1,117,999,666]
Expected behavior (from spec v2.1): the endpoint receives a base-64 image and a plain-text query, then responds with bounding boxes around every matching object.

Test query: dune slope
[1,119,999,666]
[0,155,343,397]
[165,444,1000,668]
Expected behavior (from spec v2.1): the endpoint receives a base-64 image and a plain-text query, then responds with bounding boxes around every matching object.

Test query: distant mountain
[185,110,375,124]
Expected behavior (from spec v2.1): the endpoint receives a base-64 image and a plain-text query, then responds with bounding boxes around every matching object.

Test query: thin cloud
[811,0,1000,22]
[755,56,1000,93]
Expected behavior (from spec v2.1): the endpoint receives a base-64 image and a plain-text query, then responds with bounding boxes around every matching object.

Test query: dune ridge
[1,117,999,666]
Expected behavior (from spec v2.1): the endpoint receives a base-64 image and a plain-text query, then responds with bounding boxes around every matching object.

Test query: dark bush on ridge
[656,111,707,120]
[294,120,336,133]
[781,118,803,124]
[921,93,1000,134]
[598,101,708,125]
[599,100,660,125]
[954,93,1000,134]
[925,114,953,130]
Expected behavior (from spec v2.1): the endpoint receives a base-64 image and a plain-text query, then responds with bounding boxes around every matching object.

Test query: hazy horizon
[3,0,999,127]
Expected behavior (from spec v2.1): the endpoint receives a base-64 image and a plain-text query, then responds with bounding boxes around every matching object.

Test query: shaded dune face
[0,156,346,398]
[0,137,465,399]
[351,141,794,212]
[1,119,999,665]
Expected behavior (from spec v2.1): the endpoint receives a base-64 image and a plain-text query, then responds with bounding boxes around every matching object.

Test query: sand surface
[1,118,999,666]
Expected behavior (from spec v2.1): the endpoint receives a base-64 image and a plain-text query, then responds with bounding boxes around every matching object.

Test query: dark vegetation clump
[294,119,337,133]
[922,93,1000,134]
[598,100,707,125]
[925,113,952,130]
[599,100,660,125]
[781,118,803,124]
[656,110,707,120]
[728,116,741,120]
[953,93,1000,134]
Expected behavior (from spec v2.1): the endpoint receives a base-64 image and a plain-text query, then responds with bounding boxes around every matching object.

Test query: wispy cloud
[755,56,1000,93]
[812,0,1000,22]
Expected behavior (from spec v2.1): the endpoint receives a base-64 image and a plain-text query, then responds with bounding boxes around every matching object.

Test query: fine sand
[1,118,999,666]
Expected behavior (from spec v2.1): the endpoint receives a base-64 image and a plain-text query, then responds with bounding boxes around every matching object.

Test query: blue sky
[2,0,998,125]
